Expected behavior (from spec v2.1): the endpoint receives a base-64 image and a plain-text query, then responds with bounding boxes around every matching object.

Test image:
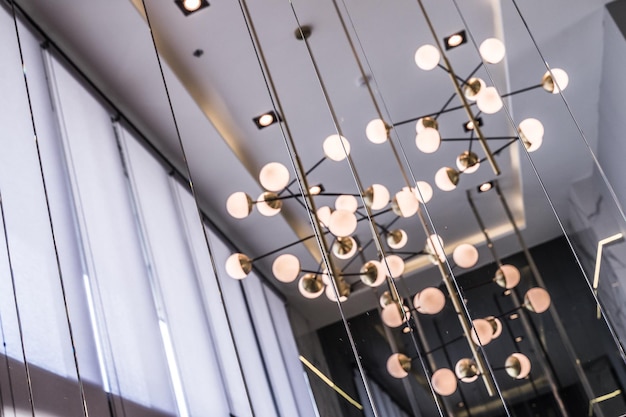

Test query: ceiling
[10,0,612,330]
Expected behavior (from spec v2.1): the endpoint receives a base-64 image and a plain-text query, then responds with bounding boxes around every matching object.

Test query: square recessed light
[477,181,493,193]
[174,0,209,16]
[444,30,467,50]
[253,111,281,129]
[309,184,325,195]
[463,117,483,132]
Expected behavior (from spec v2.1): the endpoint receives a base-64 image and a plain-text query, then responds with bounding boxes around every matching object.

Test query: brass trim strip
[299,355,363,410]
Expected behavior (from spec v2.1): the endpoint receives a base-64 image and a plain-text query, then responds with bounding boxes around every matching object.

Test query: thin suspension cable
[9,2,90,415]
[138,2,260,415]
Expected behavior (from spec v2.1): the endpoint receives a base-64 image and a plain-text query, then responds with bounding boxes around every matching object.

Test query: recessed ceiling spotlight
[463,117,483,132]
[253,111,281,129]
[175,0,209,16]
[309,184,325,196]
[477,181,493,193]
[444,30,467,50]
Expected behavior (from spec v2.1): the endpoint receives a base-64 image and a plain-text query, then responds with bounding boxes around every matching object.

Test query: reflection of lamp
[505,353,532,379]
[387,353,412,379]
[431,368,457,396]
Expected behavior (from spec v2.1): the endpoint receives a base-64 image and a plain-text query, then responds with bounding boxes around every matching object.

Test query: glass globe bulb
[325,284,348,303]
[518,118,545,152]
[272,254,301,283]
[332,236,358,260]
[455,358,479,383]
[381,304,410,328]
[470,318,493,346]
[360,260,386,287]
[542,68,569,94]
[226,192,253,219]
[456,151,480,174]
[387,353,411,379]
[335,194,358,213]
[328,209,357,237]
[431,368,457,396]
[506,353,532,379]
[414,287,446,315]
[486,316,503,339]
[392,187,419,217]
[415,127,441,153]
[463,77,486,102]
[494,264,521,289]
[476,86,503,114]
[415,44,441,71]
[415,116,438,133]
[366,118,388,144]
[298,274,324,299]
[435,167,459,192]
[524,287,551,313]
[259,162,289,192]
[414,181,433,204]
[425,234,446,263]
[317,206,332,228]
[364,184,390,210]
[383,255,405,279]
[323,134,350,161]
[452,243,479,268]
[256,192,282,216]
[479,38,506,64]
[387,229,408,249]
[225,253,252,280]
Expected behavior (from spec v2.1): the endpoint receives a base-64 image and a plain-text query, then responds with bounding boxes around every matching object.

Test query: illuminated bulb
[258,113,274,127]
[518,118,544,152]
[478,182,493,192]
[387,229,408,249]
[272,254,300,283]
[366,119,388,144]
[456,151,480,174]
[414,287,446,315]
[476,86,503,114]
[415,128,441,153]
[360,261,386,287]
[387,353,411,379]
[309,185,323,195]
[379,291,393,308]
[225,253,252,280]
[455,358,479,383]
[332,236,358,260]
[452,243,479,268]
[317,206,332,227]
[434,167,459,191]
[183,0,202,11]
[470,318,493,346]
[479,38,506,64]
[425,234,446,264]
[494,264,521,289]
[256,192,282,216]
[335,195,358,213]
[431,368,457,396]
[414,181,433,204]
[486,316,503,339]
[364,184,390,210]
[259,162,289,192]
[383,255,405,279]
[323,134,350,161]
[325,284,348,303]
[415,44,441,70]
[415,116,438,133]
[392,187,419,217]
[298,274,324,299]
[542,68,569,94]
[463,78,486,101]
[328,209,357,237]
[447,34,464,48]
[226,192,253,219]
[381,303,410,328]
[506,353,532,379]
[524,287,551,313]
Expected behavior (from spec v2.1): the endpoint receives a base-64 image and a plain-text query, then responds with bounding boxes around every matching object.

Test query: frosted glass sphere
[476,86,503,114]
[226,192,253,219]
[426,234,446,263]
[328,209,358,237]
[272,254,300,283]
[317,206,332,228]
[379,291,393,308]
[455,358,479,383]
[364,184,390,210]
[415,117,438,133]
[325,284,348,303]
[366,118,388,144]
[479,38,506,64]
[387,229,408,249]
[183,0,202,11]
[494,264,521,289]
[524,287,551,313]
[381,304,410,328]
[257,192,282,216]
[393,187,419,217]
[506,353,532,379]
[518,118,544,152]
[323,134,350,161]
[298,273,324,299]
[225,253,252,280]
[486,316,503,339]
[435,167,459,191]
[332,236,358,260]
[335,194,358,213]
[415,127,441,153]
[453,243,479,268]
[360,260,386,287]
[542,68,569,94]
[414,181,433,204]
[463,77,486,101]
[415,44,441,70]
[387,353,411,378]
[431,368,457,396]
[383,255,405,279]
[414,287,446,315]
[259,162,289,192]
[470,318,493,346]
[456,151,480,174]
